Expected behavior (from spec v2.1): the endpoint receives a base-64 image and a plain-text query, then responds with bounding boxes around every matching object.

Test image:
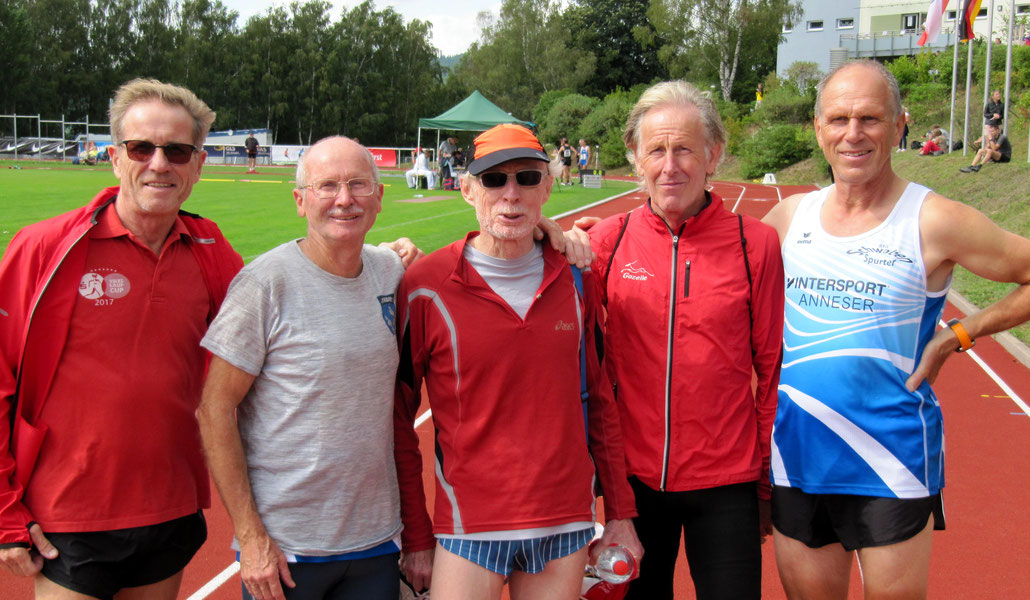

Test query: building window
[902,13,921,33]
[808,20,824,31]
[1017,5,1029,14]
[977,8,987,18]
[946,10,956,20]
[837,18,854,29]
[783,23,793,33]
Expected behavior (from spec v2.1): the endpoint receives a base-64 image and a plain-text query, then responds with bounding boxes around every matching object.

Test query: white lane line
[548,187,641,220]
[938,320,1030,417]
[967,350,1030,416]
[187,561,239,599]
[712,182,746,213]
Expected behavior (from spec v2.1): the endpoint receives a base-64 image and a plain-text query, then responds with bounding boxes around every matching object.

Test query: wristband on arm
[947,318,975,352]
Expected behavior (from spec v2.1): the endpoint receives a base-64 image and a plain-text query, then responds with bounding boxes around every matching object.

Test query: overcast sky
[218,0,501,56]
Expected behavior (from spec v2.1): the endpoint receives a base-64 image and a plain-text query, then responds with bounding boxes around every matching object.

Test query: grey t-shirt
[202,240,405,556]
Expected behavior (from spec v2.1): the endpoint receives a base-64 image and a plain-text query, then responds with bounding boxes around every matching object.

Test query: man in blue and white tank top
[762,60,1030,599]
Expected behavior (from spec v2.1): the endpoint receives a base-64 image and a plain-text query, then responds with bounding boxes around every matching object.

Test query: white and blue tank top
[772,183,947,498]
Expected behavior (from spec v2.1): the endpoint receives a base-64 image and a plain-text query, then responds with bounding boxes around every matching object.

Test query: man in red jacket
[394,124,642,599]
[0,78,243,599]
[565,80,784,599]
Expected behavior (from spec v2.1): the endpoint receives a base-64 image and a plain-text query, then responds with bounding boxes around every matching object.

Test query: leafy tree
[738,123,812,178]
[538,93,597,146]
[532,89,574,124]
[0,1,34,114]
[784,61,822,94]
[578,86,645,168]
[452,0,596,120]
[645,0,801,101]
[563,0,666,97]
[175,0,240,125]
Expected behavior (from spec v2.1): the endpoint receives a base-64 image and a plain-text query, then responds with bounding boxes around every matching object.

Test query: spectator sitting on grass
[960,123,1011,173]
[919,128,948,156]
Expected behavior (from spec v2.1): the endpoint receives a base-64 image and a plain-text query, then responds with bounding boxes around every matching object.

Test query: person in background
[577,138,591,185]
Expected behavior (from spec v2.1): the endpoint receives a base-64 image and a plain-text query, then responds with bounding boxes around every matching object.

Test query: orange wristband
[946,318,975,352]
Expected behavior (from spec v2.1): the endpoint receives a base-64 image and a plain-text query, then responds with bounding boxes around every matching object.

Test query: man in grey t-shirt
[197,136,427,600]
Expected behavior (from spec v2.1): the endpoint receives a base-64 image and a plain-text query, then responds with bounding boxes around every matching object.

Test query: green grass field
[0,161,636,262]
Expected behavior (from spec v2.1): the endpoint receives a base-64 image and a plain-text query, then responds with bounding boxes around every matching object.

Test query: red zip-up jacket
[393,234,636,552]
[0,187,242,547]
[590,194,783,498]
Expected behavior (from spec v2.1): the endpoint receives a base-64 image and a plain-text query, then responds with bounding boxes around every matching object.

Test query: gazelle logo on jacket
[620,260,654,281]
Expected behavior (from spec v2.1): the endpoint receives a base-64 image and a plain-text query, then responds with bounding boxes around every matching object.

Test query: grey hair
[109,78,215,146]
[815,60,902,122]
[623,80,727,164]
[295,136,380,188]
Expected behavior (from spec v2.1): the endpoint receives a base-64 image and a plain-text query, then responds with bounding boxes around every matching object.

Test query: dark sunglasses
[120,140,198,164]
[478,170,545,188]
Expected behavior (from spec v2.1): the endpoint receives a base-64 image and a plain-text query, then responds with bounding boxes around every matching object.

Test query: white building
[778,0,1029,76]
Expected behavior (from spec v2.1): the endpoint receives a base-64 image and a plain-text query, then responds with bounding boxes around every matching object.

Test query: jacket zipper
[683,260,691,297]
[660,234,680,491]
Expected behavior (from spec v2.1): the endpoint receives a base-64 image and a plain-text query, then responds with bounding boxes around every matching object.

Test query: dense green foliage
[538,94,598,147]
[0,0,449,146]
[737,123,813,178]
[644,0,802,102]
[563,0,666,98]
[578,88,646,168]
[2,0,802,150]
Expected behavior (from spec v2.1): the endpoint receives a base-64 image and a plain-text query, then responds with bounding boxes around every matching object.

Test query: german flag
[960,0,984,41]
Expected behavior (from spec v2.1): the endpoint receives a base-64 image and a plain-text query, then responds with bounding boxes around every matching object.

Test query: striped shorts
[437,527,594,576]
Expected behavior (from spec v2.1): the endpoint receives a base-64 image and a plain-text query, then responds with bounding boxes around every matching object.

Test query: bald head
[296,136,379,188]
[815,60,902,122]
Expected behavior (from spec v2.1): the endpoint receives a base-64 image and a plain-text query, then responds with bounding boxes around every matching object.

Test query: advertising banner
[368,148,397,167]
[203,145,272,162]
[272,145,307,163]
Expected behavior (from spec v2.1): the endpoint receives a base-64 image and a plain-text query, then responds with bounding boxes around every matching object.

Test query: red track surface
[3,180,1029,599]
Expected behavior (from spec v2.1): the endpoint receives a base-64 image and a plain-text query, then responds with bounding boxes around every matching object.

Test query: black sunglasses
[478,170,545,188]
[120,140,198,165]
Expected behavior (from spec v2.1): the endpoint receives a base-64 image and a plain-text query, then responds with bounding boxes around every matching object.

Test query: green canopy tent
[416,90,533,164]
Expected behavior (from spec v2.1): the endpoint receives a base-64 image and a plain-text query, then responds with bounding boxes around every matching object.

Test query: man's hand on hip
[0,523,58,577]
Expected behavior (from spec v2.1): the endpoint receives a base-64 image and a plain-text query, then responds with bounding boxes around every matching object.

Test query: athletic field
[2,169,1030,598]
[0,162,637,260]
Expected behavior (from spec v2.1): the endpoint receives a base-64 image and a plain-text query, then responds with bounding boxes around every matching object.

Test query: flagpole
[1003,0,1014,139]
[949,28,959,153]
[964,37,973,155]
[982,0,995,146]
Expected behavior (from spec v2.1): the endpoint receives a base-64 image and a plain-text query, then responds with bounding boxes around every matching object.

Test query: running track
[3,180,1030,598]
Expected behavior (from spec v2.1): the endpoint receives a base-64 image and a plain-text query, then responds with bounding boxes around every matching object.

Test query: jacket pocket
[13,414,47,489]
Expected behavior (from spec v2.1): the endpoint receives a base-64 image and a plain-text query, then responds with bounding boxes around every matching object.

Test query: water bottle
[589,544,636,584]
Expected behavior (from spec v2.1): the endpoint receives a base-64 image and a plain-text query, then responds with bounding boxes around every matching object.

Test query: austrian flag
[918,0,949,46]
